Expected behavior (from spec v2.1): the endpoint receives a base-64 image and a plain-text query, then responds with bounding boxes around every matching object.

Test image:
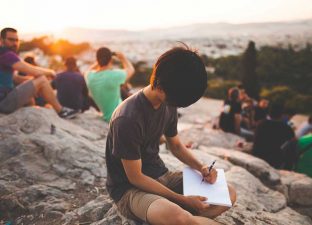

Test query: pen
[201,160,217,183]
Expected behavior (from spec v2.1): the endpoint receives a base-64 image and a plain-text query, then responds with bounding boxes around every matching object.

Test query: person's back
[296,134,312,177]
[253,105,295,168]
[87,69,126,121]
[86,47,134,122]
[53,71,87,110]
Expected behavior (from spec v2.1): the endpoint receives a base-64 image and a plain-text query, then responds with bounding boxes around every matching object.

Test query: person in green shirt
[86,47,134,122]
[296,134,312,178]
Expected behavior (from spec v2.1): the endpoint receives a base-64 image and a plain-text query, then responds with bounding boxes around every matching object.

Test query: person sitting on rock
[105,45,236,225]
[219,87,254,141]
[86,47,135,122]
[18,55,48,107]
[253,104,295,169]
[51,57,98,113]
[0,27,78,119]
[254,99,269,125]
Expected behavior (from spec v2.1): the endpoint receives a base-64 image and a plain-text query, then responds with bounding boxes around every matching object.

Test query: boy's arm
[121,158,210,212]
[115,52,135,82]
[166,135,217,184]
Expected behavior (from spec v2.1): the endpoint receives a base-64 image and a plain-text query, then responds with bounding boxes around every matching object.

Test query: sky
[2,0,312,34]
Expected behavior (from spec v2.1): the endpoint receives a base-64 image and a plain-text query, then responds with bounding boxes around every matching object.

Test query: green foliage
[128,61,152,87]
[19,36,91,59]
[242,41,260,99]
[210,43,312,114]
[213,55,242,80]
[204,79,240,99]
[261,86,312,114]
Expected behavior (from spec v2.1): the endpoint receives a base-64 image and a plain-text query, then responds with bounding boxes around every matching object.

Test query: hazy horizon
[2,0,312,34]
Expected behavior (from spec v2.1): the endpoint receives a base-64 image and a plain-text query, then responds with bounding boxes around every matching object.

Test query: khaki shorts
[116,171,183,222]
[0,80,36,114]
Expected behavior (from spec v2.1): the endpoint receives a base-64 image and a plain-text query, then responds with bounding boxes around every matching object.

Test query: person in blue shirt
[0,27,77,118]
[52,57,98,112]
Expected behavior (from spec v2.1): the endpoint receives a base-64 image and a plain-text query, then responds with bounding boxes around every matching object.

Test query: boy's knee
[228,185,237,205]
[170,210,194,225]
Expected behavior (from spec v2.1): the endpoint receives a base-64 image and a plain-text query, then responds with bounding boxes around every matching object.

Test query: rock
[81,170,95,185]
[199,146,281,186]
[275,170,312,218]
[0,103,311,224]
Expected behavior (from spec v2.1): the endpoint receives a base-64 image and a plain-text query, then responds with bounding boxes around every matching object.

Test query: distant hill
[50,19,312,43]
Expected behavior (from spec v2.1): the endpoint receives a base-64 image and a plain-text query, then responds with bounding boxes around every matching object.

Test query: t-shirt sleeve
[111,117,143,160]
[0,51,20,66]
[164,108,178,137]
[112,69,127,85]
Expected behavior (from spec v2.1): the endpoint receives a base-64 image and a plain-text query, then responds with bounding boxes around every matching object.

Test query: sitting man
[253,104,295,168]
[106,46,236,225]
[0,27,77,118]
[254,99,269,124]
[52,57,98,112]
[86,47,135,122]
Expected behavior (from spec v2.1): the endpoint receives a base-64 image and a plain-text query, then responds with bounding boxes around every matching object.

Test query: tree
[241,41,260,99]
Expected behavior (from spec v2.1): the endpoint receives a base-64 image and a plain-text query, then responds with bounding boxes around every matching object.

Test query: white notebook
[183,167,232,207]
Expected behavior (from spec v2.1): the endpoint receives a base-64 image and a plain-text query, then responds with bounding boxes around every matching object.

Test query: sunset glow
[2,0,312,34]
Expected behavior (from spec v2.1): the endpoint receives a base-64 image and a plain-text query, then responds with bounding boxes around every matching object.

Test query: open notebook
[183,167,232,207]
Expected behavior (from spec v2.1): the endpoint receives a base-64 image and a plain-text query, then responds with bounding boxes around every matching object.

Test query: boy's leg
[32,76,62,113]
[117,188,221,225]
[147,198,221,225]
[0,80,36,114]
[159,172,237,219]
[198,185,237,218]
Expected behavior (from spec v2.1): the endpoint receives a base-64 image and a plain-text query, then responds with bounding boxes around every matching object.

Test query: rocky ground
[0,98,311,225]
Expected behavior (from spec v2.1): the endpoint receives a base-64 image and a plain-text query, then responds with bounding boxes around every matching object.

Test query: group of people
[1,27,236,225]
[0,27,134,122]
[218,86,312,177]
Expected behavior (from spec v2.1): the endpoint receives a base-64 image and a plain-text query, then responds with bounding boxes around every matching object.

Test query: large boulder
[0,105,311,225]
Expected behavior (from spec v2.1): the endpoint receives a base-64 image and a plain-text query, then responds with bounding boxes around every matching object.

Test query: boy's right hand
[182,195,210,213]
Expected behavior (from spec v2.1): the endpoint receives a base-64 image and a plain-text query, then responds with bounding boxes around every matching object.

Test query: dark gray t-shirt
[105,90,178,202]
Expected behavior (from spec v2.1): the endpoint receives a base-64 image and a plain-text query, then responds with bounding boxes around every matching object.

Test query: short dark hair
[96,47,112,67]
[150,46,207,107]
[269,103,284,119]
[65,57,79,72]
[1,27,17,39]
[308,115,312,124]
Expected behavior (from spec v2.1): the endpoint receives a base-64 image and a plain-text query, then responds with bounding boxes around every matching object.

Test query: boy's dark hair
[1,27,17,39]
[150,46,207,107]
[96,47,112,67]
[269,104,284,120]
[308,115,312,124]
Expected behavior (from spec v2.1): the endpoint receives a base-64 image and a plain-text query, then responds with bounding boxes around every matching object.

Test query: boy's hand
[201,165,217,184]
